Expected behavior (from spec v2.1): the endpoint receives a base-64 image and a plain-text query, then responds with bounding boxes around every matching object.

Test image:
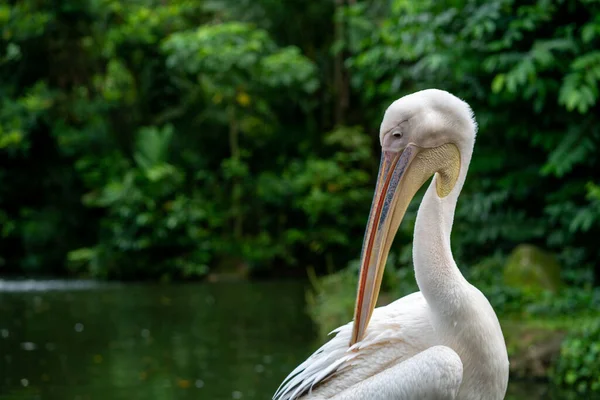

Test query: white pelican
[274,89,509,400]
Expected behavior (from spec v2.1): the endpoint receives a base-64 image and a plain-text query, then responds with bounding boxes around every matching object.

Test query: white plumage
[275,288,507,399]
[274,293,433,399]
[273,89,509,400]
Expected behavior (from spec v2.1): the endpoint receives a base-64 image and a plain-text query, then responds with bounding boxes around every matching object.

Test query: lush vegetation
[2,0,599,283]
[553,320,600,394]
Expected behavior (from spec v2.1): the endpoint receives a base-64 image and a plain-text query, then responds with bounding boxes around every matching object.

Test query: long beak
[350,144,422,346]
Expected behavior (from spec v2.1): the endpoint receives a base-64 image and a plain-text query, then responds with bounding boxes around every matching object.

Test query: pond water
[0,280,557,399]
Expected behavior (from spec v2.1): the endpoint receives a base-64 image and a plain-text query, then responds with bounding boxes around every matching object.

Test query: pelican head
[351,89,477,345]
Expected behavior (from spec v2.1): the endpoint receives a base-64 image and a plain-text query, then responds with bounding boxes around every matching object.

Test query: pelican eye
[392,130,403,138]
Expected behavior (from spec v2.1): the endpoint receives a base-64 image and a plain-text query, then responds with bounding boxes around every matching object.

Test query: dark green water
[0,280,554,399]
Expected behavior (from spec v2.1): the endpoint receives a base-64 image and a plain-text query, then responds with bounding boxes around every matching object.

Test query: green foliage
[0,0,599,285]
[68,125,214,279]
[0,83,53,152]
[340,0,600,279]
[552,320,600,394]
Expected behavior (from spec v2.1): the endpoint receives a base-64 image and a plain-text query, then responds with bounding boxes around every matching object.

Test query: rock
[503,244,563,293]
[502,320,566,379]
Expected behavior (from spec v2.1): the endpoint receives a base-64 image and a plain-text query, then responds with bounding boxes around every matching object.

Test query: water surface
[0,280,557,399]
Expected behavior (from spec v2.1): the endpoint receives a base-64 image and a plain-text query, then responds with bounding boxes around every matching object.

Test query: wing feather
[273,292,435,400]
[273,322,354,400]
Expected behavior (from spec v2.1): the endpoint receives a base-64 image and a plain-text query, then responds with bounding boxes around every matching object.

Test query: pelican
[274,89,509,400]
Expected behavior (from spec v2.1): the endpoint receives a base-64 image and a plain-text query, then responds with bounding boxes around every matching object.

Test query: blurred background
[0,0,599,399]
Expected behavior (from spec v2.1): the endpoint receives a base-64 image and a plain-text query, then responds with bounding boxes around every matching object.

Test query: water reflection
[0,279,107,292]
[0,281,558,399]
[0,281,313,400]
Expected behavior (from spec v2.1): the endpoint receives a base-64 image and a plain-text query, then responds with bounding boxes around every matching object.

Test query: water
[0,280,555,399]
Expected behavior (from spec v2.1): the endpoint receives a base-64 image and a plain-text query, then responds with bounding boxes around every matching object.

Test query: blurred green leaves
[559,51,600,113]
[0,82,53,152]
[0,0,599,286]
[340,0,600,277]
[162,21,318,107]
[553,320,600,394]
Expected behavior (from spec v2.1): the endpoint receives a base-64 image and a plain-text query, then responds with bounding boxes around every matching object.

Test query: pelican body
[274,89,509,400]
